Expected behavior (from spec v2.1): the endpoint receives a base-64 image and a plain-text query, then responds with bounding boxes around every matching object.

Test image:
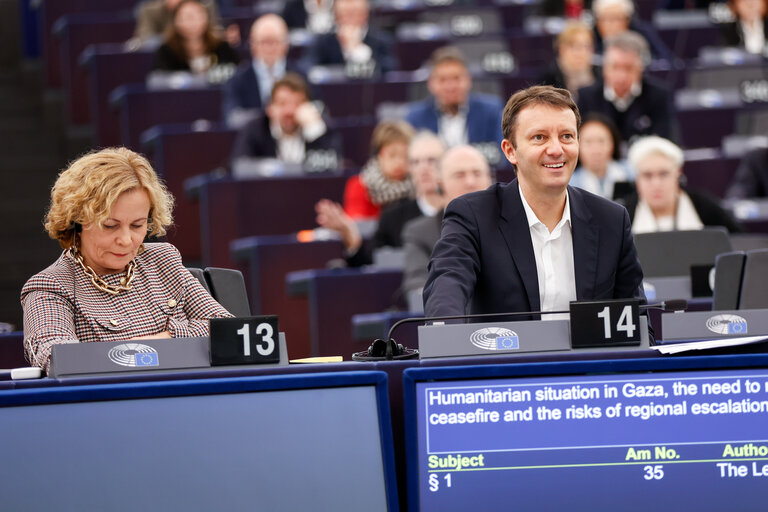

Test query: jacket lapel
[569,186,599,299]
[498,180,540,310]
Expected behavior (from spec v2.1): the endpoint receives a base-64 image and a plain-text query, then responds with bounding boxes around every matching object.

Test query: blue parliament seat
[231,235,345,359]
[82,44,154,147]
[110,83,224,150]
[142,123,237,264]
[38,0,139,88]
[286,267,405,358]
[54,15,135,127]
[675,87,768,149]
[394,31,554,72]
[188,174,347,268]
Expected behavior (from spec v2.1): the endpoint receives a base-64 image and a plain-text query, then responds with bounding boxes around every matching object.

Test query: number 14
[597,305,636,339]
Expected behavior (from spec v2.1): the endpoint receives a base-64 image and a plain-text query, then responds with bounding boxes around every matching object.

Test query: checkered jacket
[21,243,232,371]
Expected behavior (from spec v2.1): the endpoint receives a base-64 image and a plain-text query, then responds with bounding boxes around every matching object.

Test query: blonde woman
[21,147,231,372]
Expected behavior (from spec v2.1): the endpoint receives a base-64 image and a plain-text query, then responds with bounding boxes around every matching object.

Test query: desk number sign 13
[209,315,280,365]
[569,299,642,348]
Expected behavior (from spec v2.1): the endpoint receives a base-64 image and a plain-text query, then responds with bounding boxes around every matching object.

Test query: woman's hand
[130,330,172,340]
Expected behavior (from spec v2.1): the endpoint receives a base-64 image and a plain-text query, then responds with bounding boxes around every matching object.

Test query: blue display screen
[0,371,397,512]
[409,363,768,511]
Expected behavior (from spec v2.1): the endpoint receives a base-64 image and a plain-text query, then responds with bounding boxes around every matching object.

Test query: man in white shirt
[230,73,339,169]
[423,85,647,321]
[405,46,504,164]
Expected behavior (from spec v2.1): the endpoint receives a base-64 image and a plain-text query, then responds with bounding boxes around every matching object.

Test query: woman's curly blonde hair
[45,147,174,249]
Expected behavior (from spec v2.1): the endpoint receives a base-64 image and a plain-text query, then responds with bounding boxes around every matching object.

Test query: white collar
[604,81,642,112]
[519,186,572,233]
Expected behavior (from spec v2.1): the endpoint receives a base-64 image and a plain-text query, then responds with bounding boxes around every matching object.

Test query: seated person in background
[302,0,398,74]
[577,31,674,144]
[21,148,232,373]
[223,14,303,123]
[721,0,768,54]
[230,73,340,169]
[726,146,768,199]
[401,145,493,296]
[315,132,446,267]
[538,21,597,99]
[625,136,742,234]
[282,0,335,34]
[570,113,633,199]
[406,46,504,159]
[341,120,416,219]
[130,0,227,48]
[591,0,673,61]
[152,0,240,74]
[423,85,648,319]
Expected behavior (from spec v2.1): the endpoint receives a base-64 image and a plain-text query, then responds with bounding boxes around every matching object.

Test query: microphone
[351,299,688,360]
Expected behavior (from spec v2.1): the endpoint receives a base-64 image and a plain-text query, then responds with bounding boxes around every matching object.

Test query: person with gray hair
[577,31,674,144]
[401,145,493,296]
[591,0,673,60]
[623,136,741,234]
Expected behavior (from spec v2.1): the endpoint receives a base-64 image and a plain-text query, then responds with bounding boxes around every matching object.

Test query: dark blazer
[423,180,647,317]
[405,93,504,146]
[152,41,240,71]
[347,198,424,267]
[623,189,743,233]
[230,113,340,162]
[577,76,674,143]
[726,147,768,199]
[720,19,768,50]
[282,0,309,29]
[402,210,443,294]
[303,29,398,74]
[221,60,304,118]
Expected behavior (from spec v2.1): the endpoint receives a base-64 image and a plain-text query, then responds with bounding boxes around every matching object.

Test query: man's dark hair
[270,72,310,101]
[501,85,581,147]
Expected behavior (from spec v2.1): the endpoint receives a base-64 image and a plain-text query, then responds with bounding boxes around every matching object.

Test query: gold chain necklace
[70,247,136,295]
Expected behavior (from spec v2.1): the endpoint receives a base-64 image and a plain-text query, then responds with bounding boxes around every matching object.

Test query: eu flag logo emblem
[728,321,748,334]
[135,353,159,367]
[496,336,519,350]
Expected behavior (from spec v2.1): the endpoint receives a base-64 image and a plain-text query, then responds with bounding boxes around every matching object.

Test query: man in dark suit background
[423,85,647,319]
[302,0,398,75]
[230,73,339,169]
[406,46,504,165]
[222,14,303,124]
[577,31,674,145]
[402,145,493,297]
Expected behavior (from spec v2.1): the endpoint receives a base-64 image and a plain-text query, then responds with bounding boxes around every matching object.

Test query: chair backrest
[634,228,732,278]
[187,267,211,294]
[204,267,251,317]
[738,249,768,309]
[712,251,745,311]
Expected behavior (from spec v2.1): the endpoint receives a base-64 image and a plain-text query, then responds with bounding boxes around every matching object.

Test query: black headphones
[351,338,419,361]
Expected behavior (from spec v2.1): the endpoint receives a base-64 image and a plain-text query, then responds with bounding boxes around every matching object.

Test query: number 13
[236,322,275,356]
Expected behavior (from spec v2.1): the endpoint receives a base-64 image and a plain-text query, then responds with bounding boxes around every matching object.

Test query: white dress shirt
[519,187,577,319]
[438,104,469,147]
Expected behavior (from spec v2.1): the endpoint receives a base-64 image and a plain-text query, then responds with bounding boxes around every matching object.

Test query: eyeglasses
[409,157,439,167]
